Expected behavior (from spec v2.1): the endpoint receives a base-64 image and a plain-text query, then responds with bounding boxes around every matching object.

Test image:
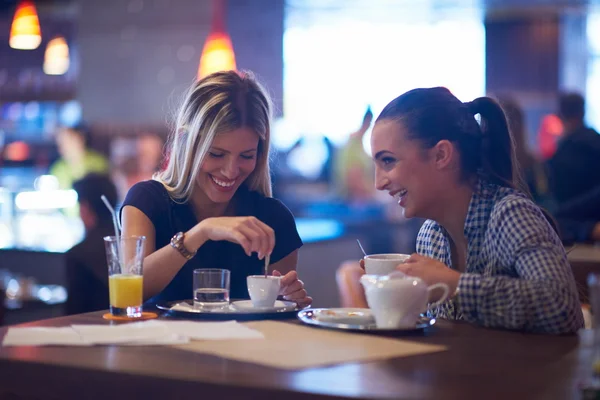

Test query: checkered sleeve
[457,196,584,334]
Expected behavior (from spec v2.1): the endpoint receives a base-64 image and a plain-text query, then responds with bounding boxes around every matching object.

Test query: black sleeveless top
[121,180,303,305]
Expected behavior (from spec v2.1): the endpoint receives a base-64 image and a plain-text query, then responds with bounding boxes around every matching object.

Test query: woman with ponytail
[364,87,583,334]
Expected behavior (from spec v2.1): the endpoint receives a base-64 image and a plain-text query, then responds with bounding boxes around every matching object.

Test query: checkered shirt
[416,180,584,334]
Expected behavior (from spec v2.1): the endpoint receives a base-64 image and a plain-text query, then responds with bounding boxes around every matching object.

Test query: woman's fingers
[279,270,297,287]
[295,295,313,307]
[249,218,275,259]
[271,270,311,306]
[283,288,307,301]
[231,230,252,256]
[281,279,304,296]
[236,224,263,257]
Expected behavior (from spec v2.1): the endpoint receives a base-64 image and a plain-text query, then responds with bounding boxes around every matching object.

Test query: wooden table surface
[0,311,589,400]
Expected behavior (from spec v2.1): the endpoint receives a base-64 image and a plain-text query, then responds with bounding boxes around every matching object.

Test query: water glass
[193,269,230,310]
[104,235,145,318]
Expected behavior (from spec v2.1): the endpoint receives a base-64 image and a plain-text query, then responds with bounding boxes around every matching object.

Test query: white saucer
[231,300,297,312]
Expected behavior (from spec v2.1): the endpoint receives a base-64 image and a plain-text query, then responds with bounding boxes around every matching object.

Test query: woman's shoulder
[126,179,168,197]
[490,188,537,216]
[238,188,295,219]
[123,180,173,211]
[259,194,293,214]
[488,188,550,234]
[121,180,176,229]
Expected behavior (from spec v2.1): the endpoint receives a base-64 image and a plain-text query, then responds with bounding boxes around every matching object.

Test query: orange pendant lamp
[9,0,42,50]
[43,36,70,75]
[197,0,236,80]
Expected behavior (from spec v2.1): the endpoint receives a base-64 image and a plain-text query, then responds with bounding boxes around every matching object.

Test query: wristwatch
[170,232,196,260]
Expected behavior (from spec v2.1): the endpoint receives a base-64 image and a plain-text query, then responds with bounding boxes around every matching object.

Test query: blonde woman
[121,71,312,307]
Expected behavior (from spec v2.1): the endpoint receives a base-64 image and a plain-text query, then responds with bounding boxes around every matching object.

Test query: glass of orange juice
[104,235,145,318]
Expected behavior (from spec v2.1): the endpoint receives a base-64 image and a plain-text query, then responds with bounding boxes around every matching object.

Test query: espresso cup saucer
[231,300,297,312]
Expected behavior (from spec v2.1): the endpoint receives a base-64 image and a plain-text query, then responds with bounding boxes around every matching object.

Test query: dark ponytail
[464,97,517,189]
[377,87,519,190]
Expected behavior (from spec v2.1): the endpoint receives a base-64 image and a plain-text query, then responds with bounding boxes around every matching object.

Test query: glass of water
[193,269,230,310]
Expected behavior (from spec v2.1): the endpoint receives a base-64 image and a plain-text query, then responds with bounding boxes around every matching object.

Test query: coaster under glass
[110,305,142,318]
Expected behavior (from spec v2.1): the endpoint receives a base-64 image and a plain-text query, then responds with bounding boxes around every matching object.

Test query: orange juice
[109,274,143,308]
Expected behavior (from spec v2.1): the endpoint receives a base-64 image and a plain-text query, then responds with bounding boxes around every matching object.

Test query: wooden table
[568,244,600,303]
[0,311,589,400]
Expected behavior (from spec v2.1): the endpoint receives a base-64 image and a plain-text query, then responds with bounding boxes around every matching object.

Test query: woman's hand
[396,253,461,299]
[359,258,365,270]
[273,270,313,307]
[190,216,275,259]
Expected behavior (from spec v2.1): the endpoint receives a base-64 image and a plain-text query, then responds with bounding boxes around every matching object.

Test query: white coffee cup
[360,272,450,329]
[247,275,281,308]
[363,253,410,275]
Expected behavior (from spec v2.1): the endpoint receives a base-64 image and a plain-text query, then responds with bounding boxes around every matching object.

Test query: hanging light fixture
[9,0,42,50]
[43,36,70,75]
[197,0,236,80]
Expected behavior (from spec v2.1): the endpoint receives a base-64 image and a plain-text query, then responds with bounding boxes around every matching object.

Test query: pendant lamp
[9,0,41,50]
[43,36,70,75]
[197,0,236,79]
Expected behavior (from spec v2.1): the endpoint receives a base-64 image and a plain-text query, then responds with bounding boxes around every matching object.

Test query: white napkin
[2,320,264,347]
[71,321,185,345]
[2,327,90,347]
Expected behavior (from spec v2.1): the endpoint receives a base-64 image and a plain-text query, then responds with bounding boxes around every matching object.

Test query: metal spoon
[356,239,367,257]
[264,254,270,277]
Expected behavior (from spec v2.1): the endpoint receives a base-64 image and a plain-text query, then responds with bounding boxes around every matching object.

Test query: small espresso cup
[363,253,410,275]
[247,275,281,308]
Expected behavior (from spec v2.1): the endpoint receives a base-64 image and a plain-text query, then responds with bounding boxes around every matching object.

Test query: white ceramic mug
[363,253,410,275]
[247,275,281,308]
[360,272,450,329]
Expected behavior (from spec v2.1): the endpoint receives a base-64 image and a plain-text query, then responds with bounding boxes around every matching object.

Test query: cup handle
[425,283,450,311]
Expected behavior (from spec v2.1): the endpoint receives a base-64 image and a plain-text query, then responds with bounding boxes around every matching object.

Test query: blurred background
[0,0,599,323]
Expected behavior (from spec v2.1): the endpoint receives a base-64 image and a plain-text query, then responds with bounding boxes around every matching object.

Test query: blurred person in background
[136,133,165,180]
[537,114,563,161]
[554,183,600,245]
[121,71,312,308]
[50,124,109,190]
[547,93,600,205]
[498,98,554,210]
[65,173,117,315]
[112,133,165,200]
[333,106,375,203]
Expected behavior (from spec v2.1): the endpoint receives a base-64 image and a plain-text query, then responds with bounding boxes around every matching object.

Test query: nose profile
[222,158,240,180]
[375,168,388,191]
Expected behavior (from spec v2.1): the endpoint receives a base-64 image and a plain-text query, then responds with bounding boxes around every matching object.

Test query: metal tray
[156,299,300,321]
[297,308,436,333]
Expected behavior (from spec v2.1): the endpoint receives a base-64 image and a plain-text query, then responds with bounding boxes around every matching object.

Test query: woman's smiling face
[196,127,259,204]
[371,119,443,219]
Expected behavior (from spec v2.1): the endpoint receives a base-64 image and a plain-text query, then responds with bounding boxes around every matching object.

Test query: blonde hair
[155,70,273,201]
